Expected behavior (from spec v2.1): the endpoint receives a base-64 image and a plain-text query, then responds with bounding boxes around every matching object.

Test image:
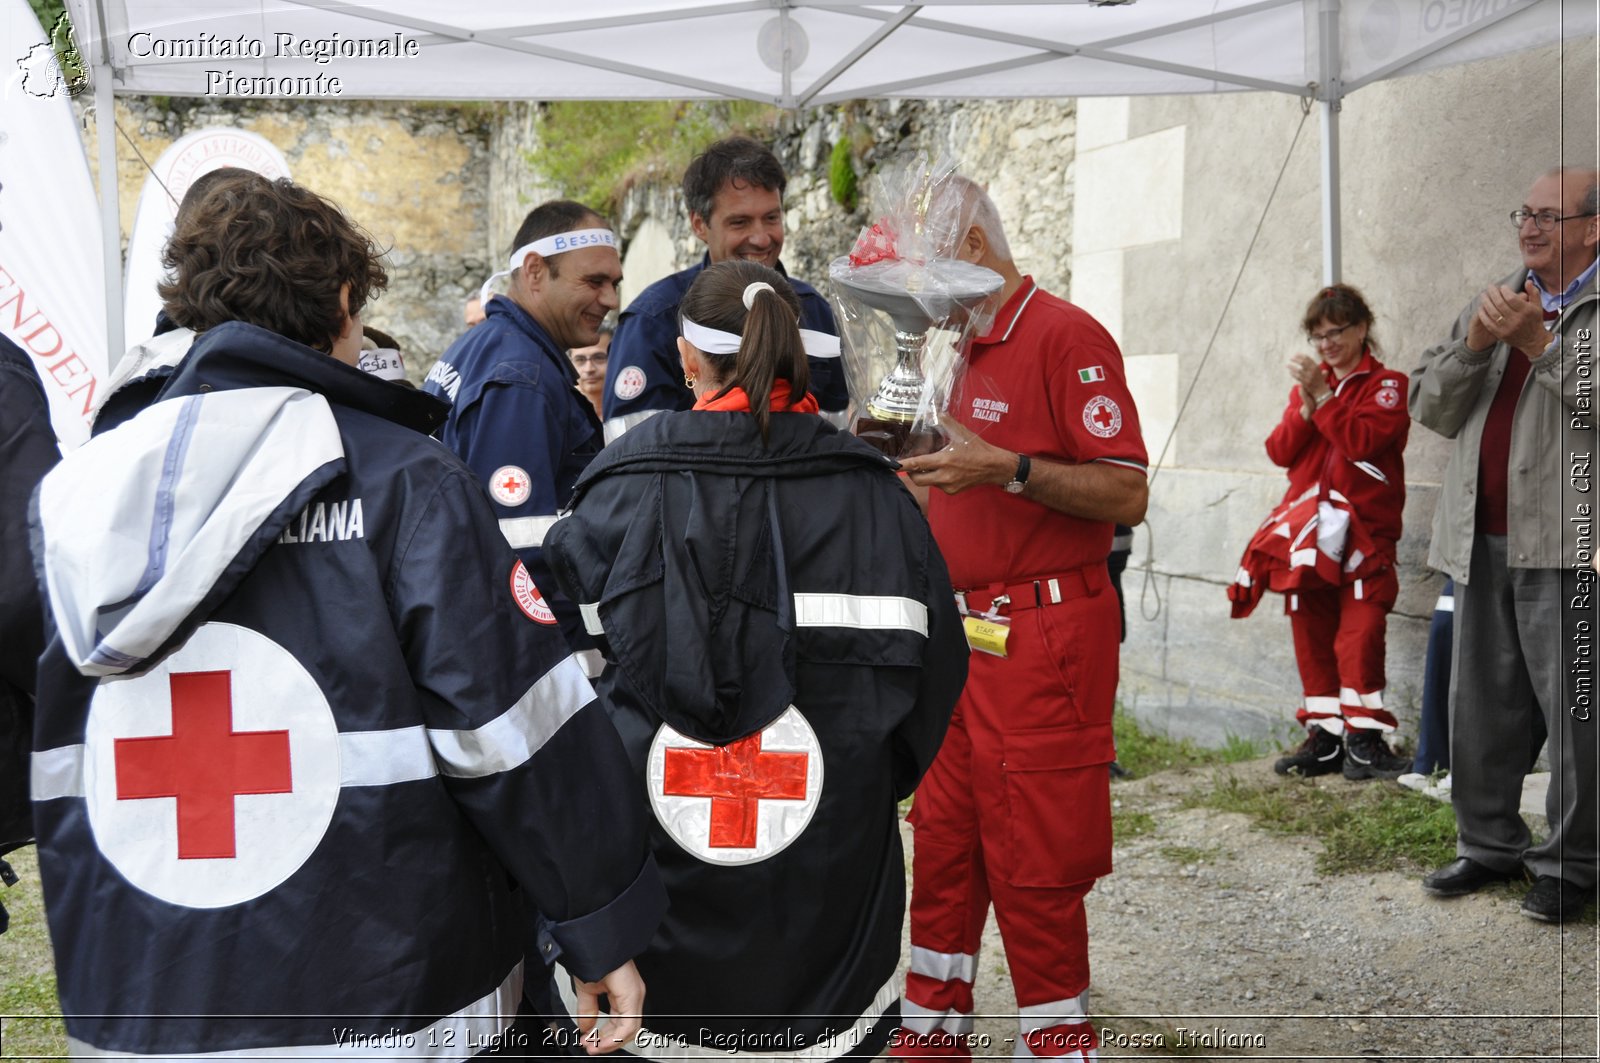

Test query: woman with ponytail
[546,260,967,1062]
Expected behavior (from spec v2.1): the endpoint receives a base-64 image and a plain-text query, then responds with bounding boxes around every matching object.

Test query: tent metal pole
[1318,0,1342,285]
[94,58,124,367]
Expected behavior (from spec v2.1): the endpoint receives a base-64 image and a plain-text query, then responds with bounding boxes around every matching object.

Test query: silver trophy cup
[829,255,1003,457]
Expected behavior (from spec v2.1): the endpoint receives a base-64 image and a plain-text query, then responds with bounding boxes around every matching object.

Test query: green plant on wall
[526,100,781,214]
[828,136,858,212]
[29,0,66,30]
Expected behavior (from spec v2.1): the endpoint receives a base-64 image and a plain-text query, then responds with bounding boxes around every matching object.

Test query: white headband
[357,347,408,383]
[681,316,841,359]
[479,227,617,304]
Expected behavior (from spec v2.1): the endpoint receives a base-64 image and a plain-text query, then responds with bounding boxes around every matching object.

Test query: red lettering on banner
[115,671,293,859]
[46,354,96,416]
[0,266,45,335]
[0,261,102,423]
[661,733,808,848]
[23,322,62,359]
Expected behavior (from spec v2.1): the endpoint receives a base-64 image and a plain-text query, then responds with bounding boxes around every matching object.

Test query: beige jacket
[1409,266,1598,580]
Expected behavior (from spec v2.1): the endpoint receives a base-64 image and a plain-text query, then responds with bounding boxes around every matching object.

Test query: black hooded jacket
[546,409,967,1058]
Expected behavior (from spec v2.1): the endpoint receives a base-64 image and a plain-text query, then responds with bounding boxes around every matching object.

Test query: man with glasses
[1410,167,1599,923]
[569,317,613,418]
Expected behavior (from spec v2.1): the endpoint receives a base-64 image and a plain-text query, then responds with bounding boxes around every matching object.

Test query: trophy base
[853,414,947,459]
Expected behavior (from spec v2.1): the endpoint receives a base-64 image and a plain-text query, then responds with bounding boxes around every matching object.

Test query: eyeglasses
[1307,324,1352,346]
[569,353,608,367]
[1509,208,1597,231]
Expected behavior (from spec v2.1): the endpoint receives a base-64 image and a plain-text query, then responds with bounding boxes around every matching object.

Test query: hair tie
[742,281,775,309]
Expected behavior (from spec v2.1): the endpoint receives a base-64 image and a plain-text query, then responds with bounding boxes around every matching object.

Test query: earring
[684,373,697,387]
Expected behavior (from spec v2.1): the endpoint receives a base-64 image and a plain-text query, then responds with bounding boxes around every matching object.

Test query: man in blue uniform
[424,200,620,672]
[601,136,846,440]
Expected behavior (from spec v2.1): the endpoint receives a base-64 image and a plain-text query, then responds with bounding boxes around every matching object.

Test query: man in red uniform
[895,179,1149,1062]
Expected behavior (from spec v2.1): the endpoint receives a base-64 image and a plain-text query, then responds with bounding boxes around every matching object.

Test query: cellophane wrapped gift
[828,155,1003,458]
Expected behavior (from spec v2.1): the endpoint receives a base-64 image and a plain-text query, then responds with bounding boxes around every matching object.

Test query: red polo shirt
[928,277,1148,588]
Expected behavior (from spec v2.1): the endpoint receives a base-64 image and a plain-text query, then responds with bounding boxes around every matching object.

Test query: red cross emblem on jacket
[647,706,825,865]
[661,732,808,848]
[115,670,293,860]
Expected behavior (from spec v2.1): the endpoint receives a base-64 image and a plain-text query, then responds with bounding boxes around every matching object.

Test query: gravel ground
[908,756,1599,1062]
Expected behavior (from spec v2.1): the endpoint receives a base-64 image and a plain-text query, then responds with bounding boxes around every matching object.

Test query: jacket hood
[32,325,362,677]
[553,412,896,743]
[161,322,449,435]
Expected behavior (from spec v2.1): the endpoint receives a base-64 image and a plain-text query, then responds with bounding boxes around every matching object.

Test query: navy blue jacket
[423,296,601,653]
[602,256,847,430]
[30,322,663,1058]
[1,336,56,695]
[1,336,56,867]
[546,410,965,1060]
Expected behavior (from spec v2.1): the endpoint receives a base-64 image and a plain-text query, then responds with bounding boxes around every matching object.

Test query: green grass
[1,847,66,1061]
[1112,808,1156,841]
[1,972,66,1059]
[1158,844,1219,865]
[1112,712,1264,778]
[1185,770,1460,876]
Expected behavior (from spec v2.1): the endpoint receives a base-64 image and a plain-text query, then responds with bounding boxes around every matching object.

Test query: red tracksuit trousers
[1287,568,1398,733]
[897,579,1119,1062]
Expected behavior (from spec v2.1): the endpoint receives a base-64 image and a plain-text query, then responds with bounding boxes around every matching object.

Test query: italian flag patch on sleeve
[1079,366,1105,383]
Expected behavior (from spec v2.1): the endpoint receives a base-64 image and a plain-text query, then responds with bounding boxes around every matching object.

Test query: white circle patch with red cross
[646,706,823,865]
[489,465,532,507]
[1082,395,1123,438]
[613,366,647,402]
[1375,385,1401,409]
[511,560,557,625]
[84,622,340,909]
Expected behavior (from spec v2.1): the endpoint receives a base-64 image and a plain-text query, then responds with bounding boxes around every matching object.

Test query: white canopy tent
[63,0,1596,357]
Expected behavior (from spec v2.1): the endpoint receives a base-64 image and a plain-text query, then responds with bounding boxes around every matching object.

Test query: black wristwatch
[1004,453,1031,495]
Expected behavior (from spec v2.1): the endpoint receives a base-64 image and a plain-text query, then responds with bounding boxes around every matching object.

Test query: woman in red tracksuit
[1267,284,1412,781]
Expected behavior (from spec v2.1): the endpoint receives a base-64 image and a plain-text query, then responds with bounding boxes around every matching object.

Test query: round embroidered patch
[1082,395,1123,438]
[84,622,340,909]
[1375,385,1401,410]
[511,560,557,625]
[488,466,532,507]
[613,366,647,402]
[646,706,824,866]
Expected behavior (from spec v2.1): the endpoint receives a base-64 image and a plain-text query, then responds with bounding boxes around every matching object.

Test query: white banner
[0,0,106,448]
[123,128,290,348]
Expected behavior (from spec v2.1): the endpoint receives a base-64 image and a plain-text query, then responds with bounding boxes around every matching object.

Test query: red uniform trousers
[1287,564,1398,733]
[897,567,1117,1062]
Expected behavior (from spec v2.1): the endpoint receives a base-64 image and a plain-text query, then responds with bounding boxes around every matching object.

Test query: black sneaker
[1273,728,1343,776]
[1342,729,1411,780]
[1521,875,1593,924]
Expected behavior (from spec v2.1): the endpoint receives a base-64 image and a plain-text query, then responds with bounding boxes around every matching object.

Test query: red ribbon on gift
[848,220,899,266]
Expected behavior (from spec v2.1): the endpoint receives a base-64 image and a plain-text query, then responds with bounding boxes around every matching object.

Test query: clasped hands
[1468,280,1552,357]
[1287,353,1330,417]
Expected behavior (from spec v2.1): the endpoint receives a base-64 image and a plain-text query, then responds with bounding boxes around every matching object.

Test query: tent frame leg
[94,59,124,368]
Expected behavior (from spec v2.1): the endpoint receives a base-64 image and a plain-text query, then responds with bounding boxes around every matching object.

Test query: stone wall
[88,96,495,380]
[485,100,1078,310]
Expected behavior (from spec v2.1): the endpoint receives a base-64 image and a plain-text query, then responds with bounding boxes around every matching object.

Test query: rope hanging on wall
[1138,102,1313,625]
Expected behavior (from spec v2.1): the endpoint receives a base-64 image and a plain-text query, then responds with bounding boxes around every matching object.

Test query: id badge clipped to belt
[959,592,1011,658]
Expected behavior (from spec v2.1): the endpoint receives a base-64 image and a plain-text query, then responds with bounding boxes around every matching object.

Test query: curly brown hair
[159,173,387,353]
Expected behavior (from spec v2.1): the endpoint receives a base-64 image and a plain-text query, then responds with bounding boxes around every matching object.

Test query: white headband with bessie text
[479,228,617,305]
